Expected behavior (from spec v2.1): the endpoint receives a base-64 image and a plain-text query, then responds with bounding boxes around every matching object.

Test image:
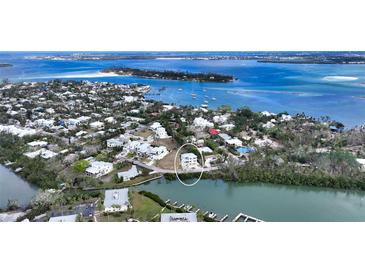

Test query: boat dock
[232,212,263,222]
[165,199,263,222]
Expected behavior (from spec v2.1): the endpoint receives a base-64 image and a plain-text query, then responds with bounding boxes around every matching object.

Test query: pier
[232,212,263,222]
[165,199,263,222]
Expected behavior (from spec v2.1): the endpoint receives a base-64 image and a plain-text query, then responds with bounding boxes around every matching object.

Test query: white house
[34,118,55,128]
[0,125,37,137]
[181,153,198,170]
[226,138,243,147]
[280,114,292,122]
[107,137,126,148]
[104,117,116,124]
[117,165,141,181]
[155,127,169,139]
[28,140,48,147]
[356,159,365,172]
[261,111,276,117]
[85,161,113,178]
[193,117,214,128]
[150,122,170,139]
[24,148,58,159]
[161,213,197,222]
[104,188,130,212]
[254,138,274,148]
[150,122,162,131]
[123,96,138,103]
[149,146,169,160]
[90,121,104,129]
[40,149,59,159]
[198,146,213,154]
[219,123,235,131]
[263,121,275,129]
[213,114,230,124]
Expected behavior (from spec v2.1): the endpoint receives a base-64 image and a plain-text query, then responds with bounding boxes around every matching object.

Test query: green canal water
[136,178,365,222]
[0,165,38,209]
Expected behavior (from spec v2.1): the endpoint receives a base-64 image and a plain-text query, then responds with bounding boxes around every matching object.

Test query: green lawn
[130,191,173,221]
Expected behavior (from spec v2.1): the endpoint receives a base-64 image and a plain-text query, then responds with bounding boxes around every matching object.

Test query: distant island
[25,52,365,64]
[0,64,12,68]
[102,67,234,82]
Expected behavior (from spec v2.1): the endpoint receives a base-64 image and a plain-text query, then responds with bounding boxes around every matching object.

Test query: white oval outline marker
[174,143,204,187]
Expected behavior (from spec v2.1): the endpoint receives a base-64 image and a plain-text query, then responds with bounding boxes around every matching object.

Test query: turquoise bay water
[136,178,365,222]
[1,52,365,220]
[1,52,365,127]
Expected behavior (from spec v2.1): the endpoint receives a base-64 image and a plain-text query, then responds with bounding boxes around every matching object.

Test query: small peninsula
[102,67,234,82]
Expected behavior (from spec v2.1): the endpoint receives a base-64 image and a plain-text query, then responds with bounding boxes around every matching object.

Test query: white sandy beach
[322,75,358,81]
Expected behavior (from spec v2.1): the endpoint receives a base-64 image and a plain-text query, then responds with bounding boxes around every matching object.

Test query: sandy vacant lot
[155,149,179,170]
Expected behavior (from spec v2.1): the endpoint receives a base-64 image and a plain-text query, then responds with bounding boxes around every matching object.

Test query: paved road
[120,157,220,174]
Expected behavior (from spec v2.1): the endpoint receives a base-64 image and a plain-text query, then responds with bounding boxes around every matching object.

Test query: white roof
[218,133,231,141]
[357,159,365,165]
[0,125,37,137]
[24,148,58,159]
[86,161,113,175]
[198,147,213,153]
[28,140,48,147]
[226,138,243,146]
[118,165,140,179]
[161,213,197,222]
[49,214,77,222]
[181,153,197,160]
[104,188,129,208]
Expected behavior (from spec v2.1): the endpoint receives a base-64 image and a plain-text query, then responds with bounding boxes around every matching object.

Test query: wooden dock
[232,212,263,222]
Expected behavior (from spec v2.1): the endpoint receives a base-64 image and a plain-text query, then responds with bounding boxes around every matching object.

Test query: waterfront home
[181,153,198,170]
[104,189,130,212]
[193,117,214,128]
[356,159,365,172]
[85,161,113,178]
[0,212,26,222]
[117,165,141,181]
[161,213,197,222]
[49,214,78,222]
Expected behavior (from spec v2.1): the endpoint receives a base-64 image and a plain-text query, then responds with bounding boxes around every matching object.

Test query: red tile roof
[209,128,220,135]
